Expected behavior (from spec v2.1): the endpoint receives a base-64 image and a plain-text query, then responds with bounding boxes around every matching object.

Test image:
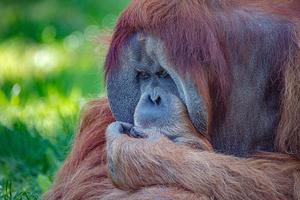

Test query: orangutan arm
[106,122,300,200]
[43,99,206,200]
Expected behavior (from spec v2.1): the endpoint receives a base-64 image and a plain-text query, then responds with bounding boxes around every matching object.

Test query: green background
[0,1,129,199]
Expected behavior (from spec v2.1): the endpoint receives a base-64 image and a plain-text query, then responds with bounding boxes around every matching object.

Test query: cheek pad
[106,64,140,124]
[183,81,208,133]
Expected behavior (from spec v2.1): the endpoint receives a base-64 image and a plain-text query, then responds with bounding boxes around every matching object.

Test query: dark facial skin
[132,82,211,150]
[107,33,208,133]
[108,38,211,150]
[133,63,180,129]
[108,34,211,150]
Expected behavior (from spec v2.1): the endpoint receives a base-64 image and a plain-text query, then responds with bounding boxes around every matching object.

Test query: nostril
[155,96,161,105]
[148,93,161,105]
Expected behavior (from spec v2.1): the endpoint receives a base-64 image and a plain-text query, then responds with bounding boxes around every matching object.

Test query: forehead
[124,33,164,72]
[120,32,187,96]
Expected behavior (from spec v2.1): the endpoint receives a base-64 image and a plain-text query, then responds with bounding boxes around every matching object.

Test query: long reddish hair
[104,0,300,158]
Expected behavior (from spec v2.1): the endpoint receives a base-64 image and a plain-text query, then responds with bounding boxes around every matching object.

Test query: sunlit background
[0,1,129,199]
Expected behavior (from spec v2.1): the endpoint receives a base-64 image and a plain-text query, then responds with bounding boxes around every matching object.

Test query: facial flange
[106,33,208,133]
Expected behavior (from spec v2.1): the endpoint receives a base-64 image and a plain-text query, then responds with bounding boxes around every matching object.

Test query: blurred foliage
[0,0,129,42]
[0,0,129,199]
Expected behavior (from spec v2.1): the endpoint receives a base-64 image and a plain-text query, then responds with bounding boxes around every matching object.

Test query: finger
[106,122,128,139]
[129,127,147,138]
[120,122,133,134]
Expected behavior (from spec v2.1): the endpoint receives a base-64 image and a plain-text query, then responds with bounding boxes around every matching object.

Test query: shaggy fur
[43,99,206,200]
[44,0,300,199]
[43,99,300,200]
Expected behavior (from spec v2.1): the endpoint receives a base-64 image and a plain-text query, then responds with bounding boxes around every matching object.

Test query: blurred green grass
[0,0,129,199]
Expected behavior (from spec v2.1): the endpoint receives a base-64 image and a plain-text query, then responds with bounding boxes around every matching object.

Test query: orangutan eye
[136,70,150,80]
[156,69,169,78]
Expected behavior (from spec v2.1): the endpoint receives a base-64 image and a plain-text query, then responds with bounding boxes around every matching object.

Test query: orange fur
[44,99,300,200]
[43,99,202,200]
